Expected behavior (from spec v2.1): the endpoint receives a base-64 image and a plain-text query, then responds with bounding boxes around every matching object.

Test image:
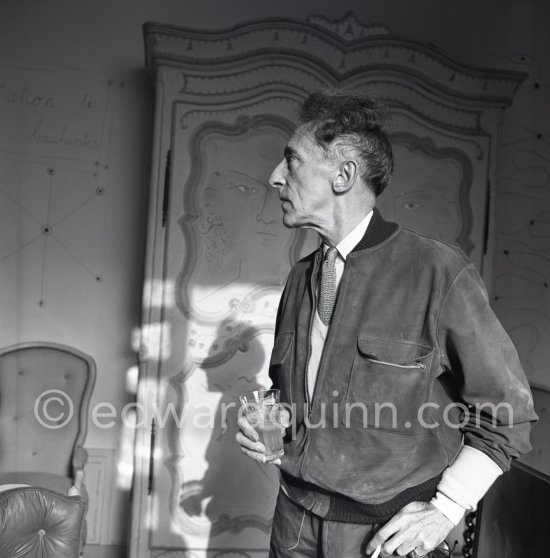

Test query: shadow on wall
[179,320,278,551]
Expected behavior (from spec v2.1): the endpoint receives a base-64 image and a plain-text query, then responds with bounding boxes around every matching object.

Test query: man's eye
[232,183,258,196]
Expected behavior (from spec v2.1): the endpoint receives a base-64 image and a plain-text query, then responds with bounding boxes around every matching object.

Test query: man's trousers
[269,489,381,557]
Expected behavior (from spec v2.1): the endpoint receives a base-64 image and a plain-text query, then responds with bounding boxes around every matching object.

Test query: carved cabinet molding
[131,13,526,558]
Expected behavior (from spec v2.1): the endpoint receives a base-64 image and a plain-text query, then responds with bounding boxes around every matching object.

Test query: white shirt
[307,211,373,399]
[305,209,501,525]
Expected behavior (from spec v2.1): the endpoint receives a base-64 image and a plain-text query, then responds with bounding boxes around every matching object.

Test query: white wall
[1,0,548,555]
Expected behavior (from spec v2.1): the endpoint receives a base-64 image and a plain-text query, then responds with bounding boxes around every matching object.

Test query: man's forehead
[287,125,317,154]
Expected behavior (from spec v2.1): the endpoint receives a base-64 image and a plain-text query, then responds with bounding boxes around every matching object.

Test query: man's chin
[282,213,298,229]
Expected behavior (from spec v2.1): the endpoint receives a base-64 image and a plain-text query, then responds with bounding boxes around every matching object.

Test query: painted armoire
[130,13,525,558]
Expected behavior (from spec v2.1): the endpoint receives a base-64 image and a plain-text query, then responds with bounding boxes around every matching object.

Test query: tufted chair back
[0,343,96,491]
[0,486,87,558]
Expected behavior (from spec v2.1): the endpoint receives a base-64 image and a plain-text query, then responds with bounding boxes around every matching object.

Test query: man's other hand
[366,501,453,557]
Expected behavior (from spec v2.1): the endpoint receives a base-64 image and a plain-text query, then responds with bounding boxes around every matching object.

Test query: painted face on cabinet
[197,131,295,288]
[383,143,464,247]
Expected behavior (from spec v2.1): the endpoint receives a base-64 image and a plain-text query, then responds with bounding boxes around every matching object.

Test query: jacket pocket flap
[357,337,432,366]
[270,331,294,364]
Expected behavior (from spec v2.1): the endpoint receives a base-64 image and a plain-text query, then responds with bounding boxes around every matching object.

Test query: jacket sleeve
[436,263,537,471]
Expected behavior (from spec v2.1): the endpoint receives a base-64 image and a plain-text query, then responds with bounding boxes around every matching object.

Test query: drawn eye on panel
[403,200,422,211]
[230,182,259,196]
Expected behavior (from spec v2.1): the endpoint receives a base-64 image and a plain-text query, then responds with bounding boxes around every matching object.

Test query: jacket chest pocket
[269,331,294,404]
[343,337,433,435]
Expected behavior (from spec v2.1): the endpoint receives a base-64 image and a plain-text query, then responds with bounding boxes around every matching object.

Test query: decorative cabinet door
[131,14,525,558]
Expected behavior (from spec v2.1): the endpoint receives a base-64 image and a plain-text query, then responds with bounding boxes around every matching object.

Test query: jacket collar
[312,208,399,265]
[351,207,399,253]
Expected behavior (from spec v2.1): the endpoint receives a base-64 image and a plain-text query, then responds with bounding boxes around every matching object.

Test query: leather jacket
[270,208,536,505]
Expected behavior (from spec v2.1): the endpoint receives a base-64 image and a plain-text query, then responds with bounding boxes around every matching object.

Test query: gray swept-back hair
[298,89,394,196]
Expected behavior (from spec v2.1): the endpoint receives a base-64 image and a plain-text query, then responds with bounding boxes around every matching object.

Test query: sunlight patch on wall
[143,278,175,309]
[132,321,172,362]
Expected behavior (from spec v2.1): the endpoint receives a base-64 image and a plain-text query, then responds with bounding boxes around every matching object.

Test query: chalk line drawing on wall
[0,64,121,307]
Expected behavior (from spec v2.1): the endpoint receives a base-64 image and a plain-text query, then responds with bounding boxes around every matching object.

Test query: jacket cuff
[433,445,503,521]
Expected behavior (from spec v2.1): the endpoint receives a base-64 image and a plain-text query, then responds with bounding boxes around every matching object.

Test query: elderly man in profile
[236,89,536,557]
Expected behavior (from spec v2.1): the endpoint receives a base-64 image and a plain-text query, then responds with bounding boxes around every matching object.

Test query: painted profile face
[197,130,294,287]
[203,169,281,251]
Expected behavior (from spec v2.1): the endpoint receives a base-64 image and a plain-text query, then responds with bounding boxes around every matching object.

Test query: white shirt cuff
[431,491,467,525]
[430,445,503,525]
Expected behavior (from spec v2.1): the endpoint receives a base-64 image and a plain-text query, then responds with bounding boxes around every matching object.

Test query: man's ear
[332,160,358,194]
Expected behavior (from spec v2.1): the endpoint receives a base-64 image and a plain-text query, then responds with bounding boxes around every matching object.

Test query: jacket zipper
[298,251,321,480]
[366,357,426,369]
[304,251,320,415]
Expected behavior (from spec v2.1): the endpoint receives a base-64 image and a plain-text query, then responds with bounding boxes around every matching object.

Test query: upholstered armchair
[0,485,87,557]
[0,342,96,557]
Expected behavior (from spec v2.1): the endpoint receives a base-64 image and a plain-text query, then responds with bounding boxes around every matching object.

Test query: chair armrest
[71,446,89,494]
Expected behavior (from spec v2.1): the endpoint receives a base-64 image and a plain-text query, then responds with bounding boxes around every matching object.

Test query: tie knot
[324,246,338,264]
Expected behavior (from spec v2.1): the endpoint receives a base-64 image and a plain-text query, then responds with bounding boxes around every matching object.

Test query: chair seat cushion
[0,486,86,558]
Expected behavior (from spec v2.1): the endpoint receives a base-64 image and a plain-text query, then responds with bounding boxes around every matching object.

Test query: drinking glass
[239,388,284,462]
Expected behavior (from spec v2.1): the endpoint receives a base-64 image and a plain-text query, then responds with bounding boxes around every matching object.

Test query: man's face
[268,125,335,230]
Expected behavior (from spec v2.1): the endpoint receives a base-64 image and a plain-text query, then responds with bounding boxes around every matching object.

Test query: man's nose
[268,160,286,189]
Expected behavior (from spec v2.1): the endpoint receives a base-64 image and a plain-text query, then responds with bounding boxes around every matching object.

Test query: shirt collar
[323,210,374,261]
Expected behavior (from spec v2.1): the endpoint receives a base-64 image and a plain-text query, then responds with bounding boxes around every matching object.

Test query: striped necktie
[318,246,338,326]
